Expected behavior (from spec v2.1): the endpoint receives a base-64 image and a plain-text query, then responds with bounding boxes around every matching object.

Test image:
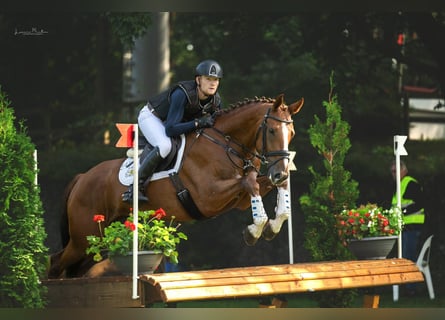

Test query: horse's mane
[220,96,275,114]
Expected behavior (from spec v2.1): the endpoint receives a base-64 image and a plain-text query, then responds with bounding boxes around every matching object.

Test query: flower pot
[347,236,398,260]
[111,250,163,275]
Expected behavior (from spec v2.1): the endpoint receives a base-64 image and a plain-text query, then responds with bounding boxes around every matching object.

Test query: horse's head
[258,94,304,186]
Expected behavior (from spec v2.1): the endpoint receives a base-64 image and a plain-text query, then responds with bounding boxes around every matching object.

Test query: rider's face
[197,76,220,98]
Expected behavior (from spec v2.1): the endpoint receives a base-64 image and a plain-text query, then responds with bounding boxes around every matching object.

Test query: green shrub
[299,74,359,307]
[0,87,48,307]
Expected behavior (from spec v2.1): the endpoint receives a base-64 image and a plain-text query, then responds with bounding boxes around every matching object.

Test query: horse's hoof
[242,228,259,246]
[262,222,278,241]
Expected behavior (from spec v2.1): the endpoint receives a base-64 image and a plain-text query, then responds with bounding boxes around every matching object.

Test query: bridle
[198,108,293,175]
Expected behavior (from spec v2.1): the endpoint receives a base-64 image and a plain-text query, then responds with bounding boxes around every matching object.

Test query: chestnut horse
[48,94,304,278]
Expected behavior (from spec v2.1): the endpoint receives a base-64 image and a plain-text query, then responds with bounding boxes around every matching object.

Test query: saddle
[118,134,205,220]
[118,135,185,186]
[137,135,181,172]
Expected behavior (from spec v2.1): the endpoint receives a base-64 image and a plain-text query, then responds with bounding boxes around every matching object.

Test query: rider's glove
[195,114,215,128]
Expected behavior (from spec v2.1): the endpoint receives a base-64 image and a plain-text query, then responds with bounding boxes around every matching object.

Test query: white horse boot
[268,187,291,234]
[247,195,268,240]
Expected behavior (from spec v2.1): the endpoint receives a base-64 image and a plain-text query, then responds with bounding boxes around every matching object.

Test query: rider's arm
[164,89,197,137]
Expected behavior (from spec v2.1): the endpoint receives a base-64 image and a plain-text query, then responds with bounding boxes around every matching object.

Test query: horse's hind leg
[262,186,291,241]
[243,195,268,246]
[47,250,65,278]
[51,240,86,278]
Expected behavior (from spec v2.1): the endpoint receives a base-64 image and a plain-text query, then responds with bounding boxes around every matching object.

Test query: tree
[0,87,48,307]
[0,13,152,150]
[299,74,359,307]
[402,12,445,102]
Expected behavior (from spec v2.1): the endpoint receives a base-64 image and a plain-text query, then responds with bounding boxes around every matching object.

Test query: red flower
[336,204,401,243]
[154,208,167,219]
[93,214,105,222]
[124,220,136,231]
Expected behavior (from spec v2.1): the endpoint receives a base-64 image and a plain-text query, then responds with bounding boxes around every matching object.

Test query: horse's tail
[60,174,82,248]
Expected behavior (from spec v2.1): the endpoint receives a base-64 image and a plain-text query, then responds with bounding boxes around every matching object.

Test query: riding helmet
[195,60,223,78]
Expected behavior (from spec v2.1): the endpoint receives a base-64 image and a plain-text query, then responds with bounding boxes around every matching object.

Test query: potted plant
[86,208,187,273]
[335,203,403,259]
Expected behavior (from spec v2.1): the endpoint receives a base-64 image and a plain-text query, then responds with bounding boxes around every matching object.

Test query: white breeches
[138,105,171,158]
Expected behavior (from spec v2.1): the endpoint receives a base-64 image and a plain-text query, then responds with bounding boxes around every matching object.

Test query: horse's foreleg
[242,170,269,246]
[262,186,291,241]
[243,195,268,246]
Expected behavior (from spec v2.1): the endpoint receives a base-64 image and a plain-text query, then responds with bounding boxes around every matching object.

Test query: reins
[197,107,292,175]
[199,127,258,172]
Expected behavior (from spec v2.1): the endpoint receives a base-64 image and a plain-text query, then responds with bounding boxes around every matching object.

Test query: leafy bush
[0,87,48,307]
[299,74,359,307]
[86,209,187,264]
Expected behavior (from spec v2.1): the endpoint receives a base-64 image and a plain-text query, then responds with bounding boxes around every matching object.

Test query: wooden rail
[42,276,143,307]
[139,258,424,305]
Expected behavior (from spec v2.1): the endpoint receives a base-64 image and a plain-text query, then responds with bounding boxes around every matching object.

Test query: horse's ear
[289,98,304,115]
[273,94,285,109]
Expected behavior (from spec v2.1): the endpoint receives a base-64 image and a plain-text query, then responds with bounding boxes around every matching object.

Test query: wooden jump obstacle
[139,258,424,307]
[42,276,144,308]
[41,258,423,307]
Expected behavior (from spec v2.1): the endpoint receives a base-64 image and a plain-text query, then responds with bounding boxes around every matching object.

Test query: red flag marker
[115,123,134,147]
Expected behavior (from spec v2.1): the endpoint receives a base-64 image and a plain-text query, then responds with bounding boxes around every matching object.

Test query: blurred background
[0,12,444,287]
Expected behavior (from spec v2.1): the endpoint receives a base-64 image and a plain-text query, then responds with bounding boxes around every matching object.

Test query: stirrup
[121,188,133,203]
[138,190,149,203]
[121,186,149,203]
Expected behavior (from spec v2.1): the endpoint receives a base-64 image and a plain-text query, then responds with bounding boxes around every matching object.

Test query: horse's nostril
[273,171,288,184]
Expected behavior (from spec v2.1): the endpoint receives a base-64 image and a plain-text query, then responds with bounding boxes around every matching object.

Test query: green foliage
[299,74,359,307]
[170,13,322,104]
[0,88,48,307]
[105,12,152,50]
[86,209,187,265]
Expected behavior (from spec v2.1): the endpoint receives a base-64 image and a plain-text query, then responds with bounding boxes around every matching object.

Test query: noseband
[257,108,293,169]
[198,108,293,175]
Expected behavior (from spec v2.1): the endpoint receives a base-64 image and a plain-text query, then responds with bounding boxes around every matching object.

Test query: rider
[122,59,224,203]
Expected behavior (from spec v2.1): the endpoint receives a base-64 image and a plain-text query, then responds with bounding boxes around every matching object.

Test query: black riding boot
[122,146,162,203]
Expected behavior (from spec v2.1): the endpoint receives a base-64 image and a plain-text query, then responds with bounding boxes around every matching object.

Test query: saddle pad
[118,135,186,186]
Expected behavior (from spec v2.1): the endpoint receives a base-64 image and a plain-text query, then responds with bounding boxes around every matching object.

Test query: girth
[168,172,206,220]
